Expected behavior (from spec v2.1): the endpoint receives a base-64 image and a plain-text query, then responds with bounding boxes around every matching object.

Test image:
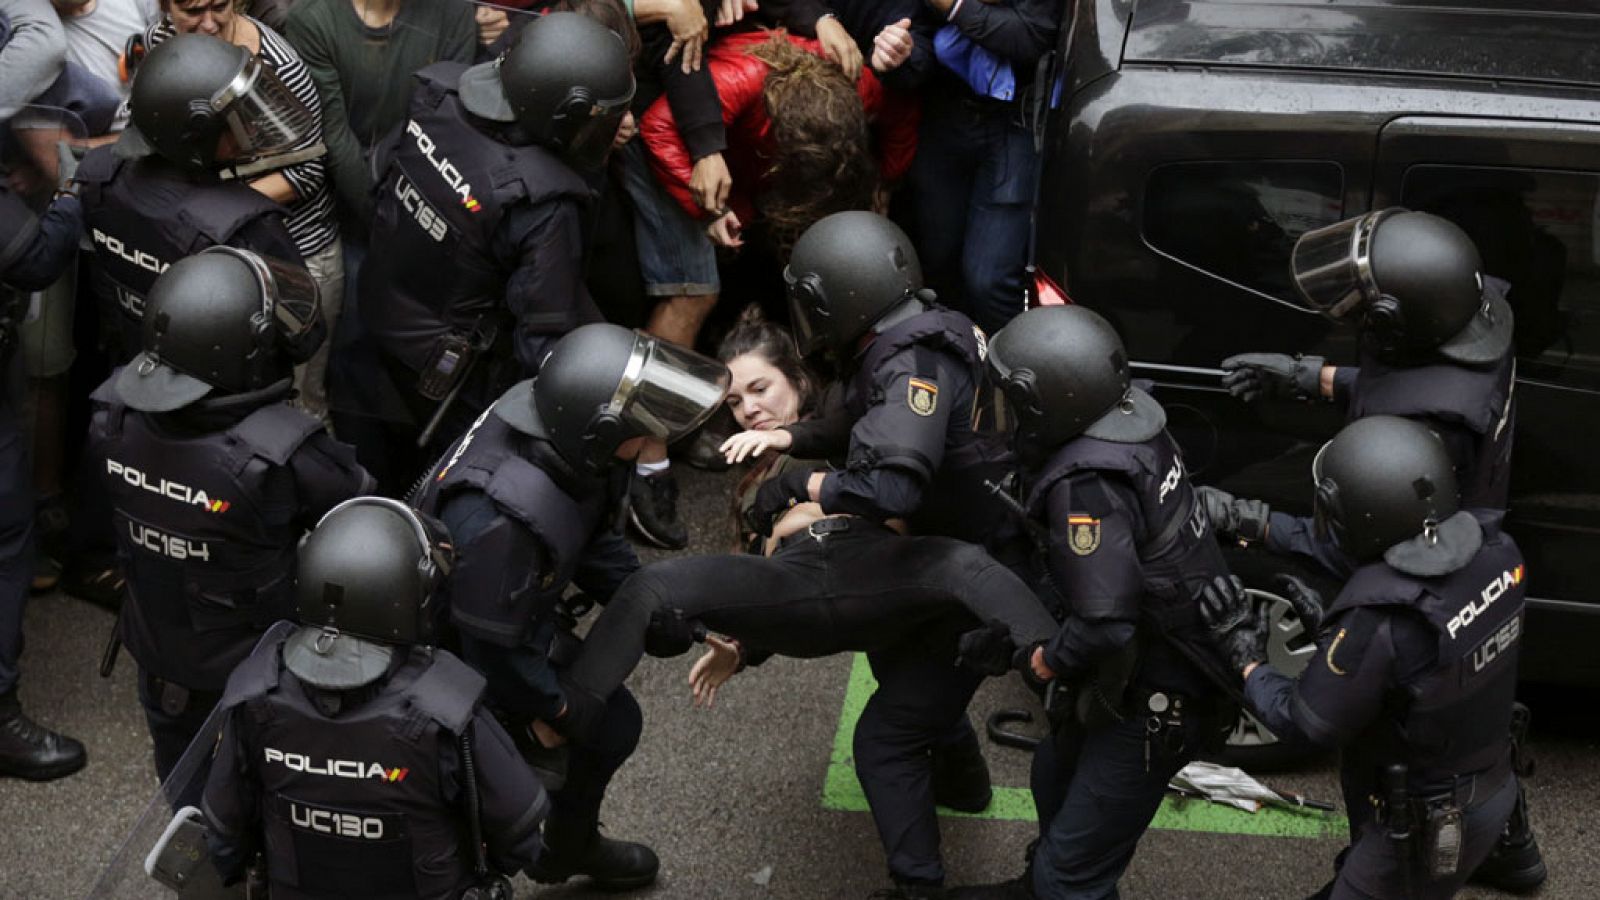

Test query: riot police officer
[201,497,547,899]
[950,305,1250,900]
[89,247,369,780]
[75,33,310,362]
[0,181,87,780]
[1200,415,1543,898]
[1205,209,1516,574]
[410,322,728,891]
[743,211,1011,896]
[358,11,635,476]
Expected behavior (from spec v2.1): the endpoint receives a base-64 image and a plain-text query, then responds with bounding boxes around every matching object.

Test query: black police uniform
[1022,425,1233,897]
[0,189,88,778]
[411,406,642,846]
[89,381,373,779]
[360,62,601,448]
[76,150,304,362]
[1264,285,1517,580]
[202,629,547,900]
[1244,510,1525,899]
[783,304,1013,888]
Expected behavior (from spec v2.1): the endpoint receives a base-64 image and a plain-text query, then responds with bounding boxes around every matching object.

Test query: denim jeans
[908,96,1039,335]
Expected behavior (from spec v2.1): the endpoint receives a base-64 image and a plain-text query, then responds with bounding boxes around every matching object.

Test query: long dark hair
[718,305,818,545]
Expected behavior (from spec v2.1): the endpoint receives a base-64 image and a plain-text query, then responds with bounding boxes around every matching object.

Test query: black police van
[1034,0,1600,757]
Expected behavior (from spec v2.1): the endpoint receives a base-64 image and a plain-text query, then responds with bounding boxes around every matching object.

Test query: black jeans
[566,519,1056,700]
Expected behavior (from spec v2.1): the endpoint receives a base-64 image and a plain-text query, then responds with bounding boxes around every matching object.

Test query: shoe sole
[937,789,994,814]
[1471,862,1549,895]
[0,755,87,782]
[531,870,659,892]
[627,505,687,551]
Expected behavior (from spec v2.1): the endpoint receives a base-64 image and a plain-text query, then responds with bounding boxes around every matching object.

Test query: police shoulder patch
[907,377,939,417]
[1067,514,1101,556]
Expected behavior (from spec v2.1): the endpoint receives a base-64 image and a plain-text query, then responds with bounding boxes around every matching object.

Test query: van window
[1142,161,1344,305]
[1403,165,1600,389]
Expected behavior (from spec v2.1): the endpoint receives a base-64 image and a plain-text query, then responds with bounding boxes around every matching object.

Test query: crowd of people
[0,1,1557,898]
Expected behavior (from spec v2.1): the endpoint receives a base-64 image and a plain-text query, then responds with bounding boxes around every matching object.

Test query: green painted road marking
[822,653,1346,839]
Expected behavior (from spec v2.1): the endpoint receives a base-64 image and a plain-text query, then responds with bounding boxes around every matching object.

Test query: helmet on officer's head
[284,497,454,690]
[1312,416,1461,563]
[987,305,1165,450]
[492,323,730,474]
[785,211,924,356]
[113,246,322,412]
[457,12,634,171]
[120,33,316,170]
[1290,208,1513,365]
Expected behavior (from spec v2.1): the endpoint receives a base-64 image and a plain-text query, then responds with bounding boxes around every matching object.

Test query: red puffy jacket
[641,29,920,225]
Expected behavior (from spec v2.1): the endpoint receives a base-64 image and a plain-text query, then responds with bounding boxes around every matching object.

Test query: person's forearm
[0,0,67,122]
[1042,617,1136,681]
[248,171,300,206]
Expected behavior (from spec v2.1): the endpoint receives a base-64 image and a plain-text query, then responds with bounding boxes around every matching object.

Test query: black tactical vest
[91,381,323,689]
[77,148,286,361]
[412,408,606,645]
[360,62,591,377]
[1328,512,1524,790]
[1025,429,1234,696]
[1348,288,1517,510]
[217,633,489,900]
[847,307,1011,544]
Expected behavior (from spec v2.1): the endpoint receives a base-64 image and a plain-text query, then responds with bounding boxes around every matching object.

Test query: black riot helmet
[987,305,1165,449]
[1312,415,1460,562]
[112,247,322,412]
[457,11,635,170]
[284,497,455,689]
[122,33,316,171]
[1290,208,1513,365]
[785,211,924,356]
[492,323,730,473]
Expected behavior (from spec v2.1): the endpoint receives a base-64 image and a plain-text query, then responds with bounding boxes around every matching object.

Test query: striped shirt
[145,17,339,257]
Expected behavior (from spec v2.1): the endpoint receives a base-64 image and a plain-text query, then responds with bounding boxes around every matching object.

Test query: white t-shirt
[58,0,159,129]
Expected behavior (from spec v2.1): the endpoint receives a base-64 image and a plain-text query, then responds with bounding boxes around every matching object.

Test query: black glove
[955,621,1017,677]
[550,680,606,744]
[1220,353,1326,403]
[745,468,813,537]
[1197,486,1272,543]
[643,607,707,658]
[1275,574,1324,636]
[1198,574,1266,673]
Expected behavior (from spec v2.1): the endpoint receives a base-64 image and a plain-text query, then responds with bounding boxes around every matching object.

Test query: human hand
[720,427,793,465]
[956,621,1018,677]
[530,718,567,748]
[690,635,742,707]
[662,0,709,74]
[690,153,733,214]
[745,468,812,536]
[1198,574,1266,673]
[1197,485,1271,544]
[1276,575,1324,636]
[645,607,707,658]
[870,18,914,73]
[706,210,744,248]
[816,16,862,82]
[715,0,758,27]
[1030,645,1056,682]
[1219,353,1326,403]
[475,4,510,47]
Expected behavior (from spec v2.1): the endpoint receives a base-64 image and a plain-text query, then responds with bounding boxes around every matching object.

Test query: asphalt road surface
[4,467,1598,899]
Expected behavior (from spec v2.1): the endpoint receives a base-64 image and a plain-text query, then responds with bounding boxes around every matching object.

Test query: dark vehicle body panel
[1037,0,1600,686]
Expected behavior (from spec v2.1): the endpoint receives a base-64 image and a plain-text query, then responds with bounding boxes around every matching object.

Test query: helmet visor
[563,88,634,171]
[214,247,321,342]
[783,267,828,356]
[613,334,730,444]
[217,56,316,162]
[1290,209,1397,322]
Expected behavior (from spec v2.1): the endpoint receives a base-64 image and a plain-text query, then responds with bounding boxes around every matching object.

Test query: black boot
[531,819,659,891]
[869,882,947,899]
[0,690,87,781]
[945,880,1032,900]
[932,738,993,813]
[1469,783,1547,895]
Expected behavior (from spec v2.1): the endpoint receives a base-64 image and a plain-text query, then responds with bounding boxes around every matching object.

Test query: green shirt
[285,0,476,227]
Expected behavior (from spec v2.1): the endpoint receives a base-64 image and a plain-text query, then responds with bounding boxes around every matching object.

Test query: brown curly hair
[747,33,880,257]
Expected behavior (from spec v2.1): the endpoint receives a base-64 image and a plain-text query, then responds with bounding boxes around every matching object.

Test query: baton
[99,607,123,678]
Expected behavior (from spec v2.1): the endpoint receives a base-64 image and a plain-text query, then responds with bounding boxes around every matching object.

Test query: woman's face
[726,353,801,432]
[169,0,237,38]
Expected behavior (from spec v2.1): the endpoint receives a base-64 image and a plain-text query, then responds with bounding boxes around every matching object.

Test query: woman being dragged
[555,310,1056,727]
